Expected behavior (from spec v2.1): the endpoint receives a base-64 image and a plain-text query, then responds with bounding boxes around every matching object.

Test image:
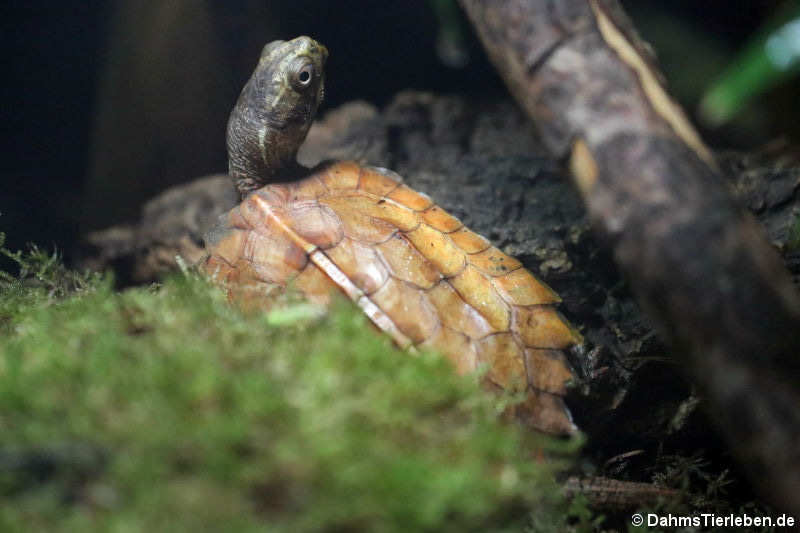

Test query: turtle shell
[203,161,582,434]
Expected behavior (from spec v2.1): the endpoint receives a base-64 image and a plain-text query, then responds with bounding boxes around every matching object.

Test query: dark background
[1,1,795,271]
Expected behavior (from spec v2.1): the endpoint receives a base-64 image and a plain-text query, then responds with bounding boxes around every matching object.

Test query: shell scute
[419,326,478,375]
[421,205,463,233]
[243,229,308,284]
[513,306,582,349]
[374,233,441,289]
[468,247,522,277]
[512,390,575,435]
[448,264,511,332]
[250,185,290,211]
[387,184,433,211]
[286,200,344,249]
[324,237,389,295]
[319,195,397,244]
[449,227,491,254]
[366,166,404,184]
[426,281,494,339]
[476,333,528,392]
[287,175,329,201]
[404,224,466,277]
[358,166,402,197]
[222,205,252,231]
[291,262,339,305]
[320,160,361,190]
[493,268,561,306]
[334,195,420,232]
[205,224,247,266]
[369,277,439,344]
[204,254,238,283]
[524,348,574,395]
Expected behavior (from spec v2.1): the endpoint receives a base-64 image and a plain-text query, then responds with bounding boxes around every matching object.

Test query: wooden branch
[564,476,680,510]
[459,0,800,515]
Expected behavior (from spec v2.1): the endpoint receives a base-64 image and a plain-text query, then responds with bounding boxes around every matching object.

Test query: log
[459,0,800,515]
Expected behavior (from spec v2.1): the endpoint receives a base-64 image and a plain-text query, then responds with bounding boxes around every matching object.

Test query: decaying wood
[459,0,800,516]
[82,175,237,281]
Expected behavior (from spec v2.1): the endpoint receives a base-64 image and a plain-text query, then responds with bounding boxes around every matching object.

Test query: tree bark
[459,0,800,515]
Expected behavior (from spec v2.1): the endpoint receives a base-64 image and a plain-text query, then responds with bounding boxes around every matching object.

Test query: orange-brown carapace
[204,37,583,434]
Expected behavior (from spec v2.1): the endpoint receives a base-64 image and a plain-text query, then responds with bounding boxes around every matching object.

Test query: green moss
[0,242,576,532]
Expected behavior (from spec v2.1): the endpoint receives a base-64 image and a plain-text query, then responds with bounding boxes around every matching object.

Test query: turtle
[202,36,584,435]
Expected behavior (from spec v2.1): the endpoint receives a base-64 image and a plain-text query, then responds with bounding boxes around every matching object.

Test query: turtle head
[227,36,328,196]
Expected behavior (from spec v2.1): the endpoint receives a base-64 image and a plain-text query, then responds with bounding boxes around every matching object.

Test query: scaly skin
[227,37,328,196]
[204,37,583,434]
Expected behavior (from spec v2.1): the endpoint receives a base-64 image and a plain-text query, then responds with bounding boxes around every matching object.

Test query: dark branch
[460,0,800,515]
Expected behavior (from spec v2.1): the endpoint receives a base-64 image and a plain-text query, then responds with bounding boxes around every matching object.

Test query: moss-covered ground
[0,235,585,532]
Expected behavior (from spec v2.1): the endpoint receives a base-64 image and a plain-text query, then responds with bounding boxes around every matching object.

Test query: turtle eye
[293,63,314,89]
